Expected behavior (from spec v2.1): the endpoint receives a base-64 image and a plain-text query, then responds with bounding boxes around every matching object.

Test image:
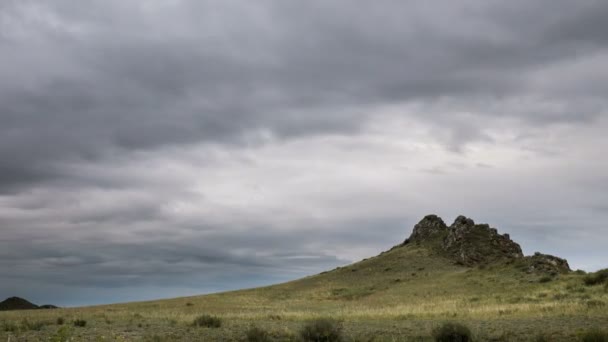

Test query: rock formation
[405,214,570,272]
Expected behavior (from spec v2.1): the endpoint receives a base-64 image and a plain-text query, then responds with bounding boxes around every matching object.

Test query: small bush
[192,314,221,328]
[73,319,87,327]
[583,269,608,286]
[300,318,343,342]
[432,322,473,342]
[581,329,608,342]
[539,275,553,283]
[56,317,65,325]
[246,326,272,342]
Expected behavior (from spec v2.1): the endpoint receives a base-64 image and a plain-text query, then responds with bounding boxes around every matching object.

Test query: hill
[0,215,606,341]
[0,297,39,311]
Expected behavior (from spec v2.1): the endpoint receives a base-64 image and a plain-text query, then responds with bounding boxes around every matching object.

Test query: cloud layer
[1,0,607,306]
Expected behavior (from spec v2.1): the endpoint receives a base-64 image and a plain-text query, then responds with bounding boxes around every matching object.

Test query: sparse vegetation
[432,322,472,342]
[0,227,606,341]
[20,318,46,331]
[192,314,221,328]
[584,269,608,286]
[300,318,343,342]
[49,326,72,342]
[2,320,18,332]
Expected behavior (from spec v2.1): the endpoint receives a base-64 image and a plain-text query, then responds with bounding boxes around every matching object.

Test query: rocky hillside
[404,214,570,274]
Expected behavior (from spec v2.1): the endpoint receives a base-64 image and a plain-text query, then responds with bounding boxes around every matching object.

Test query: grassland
[1,244,607,341]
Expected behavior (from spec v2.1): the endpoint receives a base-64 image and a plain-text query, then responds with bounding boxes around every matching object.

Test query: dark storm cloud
[1,0,608,305]
[2,0,608,191]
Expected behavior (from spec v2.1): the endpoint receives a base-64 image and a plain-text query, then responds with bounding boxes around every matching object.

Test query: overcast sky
[1,0,607,307]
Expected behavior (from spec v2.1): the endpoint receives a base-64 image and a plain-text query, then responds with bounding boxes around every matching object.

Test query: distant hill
[0,297,58,311]
[0,297,39,311]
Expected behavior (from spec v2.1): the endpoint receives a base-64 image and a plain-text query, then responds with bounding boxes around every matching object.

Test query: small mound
[39,304,59,309]
[522,253,571,274]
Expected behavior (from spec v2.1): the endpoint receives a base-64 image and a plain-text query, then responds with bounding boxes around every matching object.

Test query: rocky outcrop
[405,215,569,272]
[523,252,571,274]
[442,215,523,266]
[406,214,447,243]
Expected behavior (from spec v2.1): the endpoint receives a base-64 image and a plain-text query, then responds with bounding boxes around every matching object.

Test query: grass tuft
[192,314,221,328]
[300,318,343,342]
[432,322,473,342]
[246,325,272,342]
[73,319,87,327]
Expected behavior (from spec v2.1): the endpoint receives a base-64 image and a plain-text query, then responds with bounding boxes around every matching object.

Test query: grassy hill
[1,215,607,341]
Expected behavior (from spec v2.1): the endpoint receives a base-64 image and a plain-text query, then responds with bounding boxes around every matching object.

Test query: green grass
[1,243,607,341]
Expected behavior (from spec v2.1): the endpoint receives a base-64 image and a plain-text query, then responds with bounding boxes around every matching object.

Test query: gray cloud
[1,0,607,305]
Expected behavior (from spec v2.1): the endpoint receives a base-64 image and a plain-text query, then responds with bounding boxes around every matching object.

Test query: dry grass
[1,245,606,341]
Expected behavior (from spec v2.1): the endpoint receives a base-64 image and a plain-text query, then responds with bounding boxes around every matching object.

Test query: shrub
[581,329,608,342]
[539,275,553,283]
[56,317,65,325]
[192,314,221,328]
[73,319,87,327]
[246,326,272,342]
[300,318,343,342]
[583,269,608,286]
[432,322,473,342]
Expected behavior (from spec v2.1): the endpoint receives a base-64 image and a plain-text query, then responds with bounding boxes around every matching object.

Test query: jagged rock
[442,215,524,266]
[523,252,571,274]
[405,215,571,271]
[407,214,447,243]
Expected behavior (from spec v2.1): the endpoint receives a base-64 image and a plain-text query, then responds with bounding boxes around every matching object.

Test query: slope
[0,215,606,341]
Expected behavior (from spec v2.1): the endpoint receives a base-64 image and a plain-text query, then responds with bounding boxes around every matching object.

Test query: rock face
[524,252,571,274]
[443,215,524,266]
[405,214,569,271]
[407,214,447,242]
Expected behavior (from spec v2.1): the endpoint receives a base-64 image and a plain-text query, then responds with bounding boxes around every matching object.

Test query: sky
[1,0,607,307]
